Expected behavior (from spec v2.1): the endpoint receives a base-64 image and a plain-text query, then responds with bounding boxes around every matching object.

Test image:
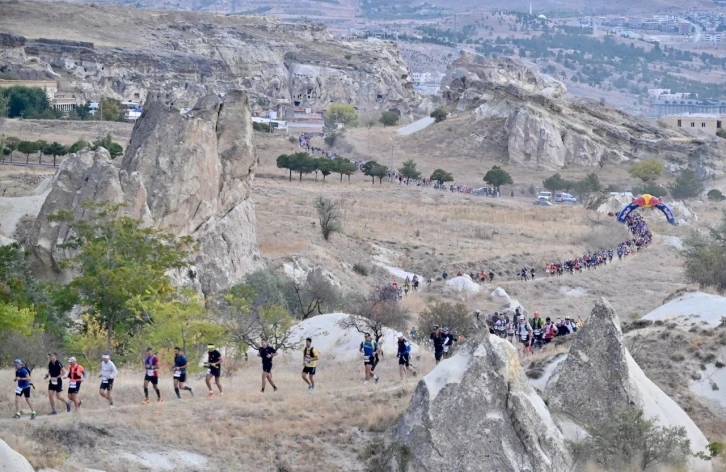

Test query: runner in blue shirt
[173,347,195,399]
[13,359,36,420]
[359,333,380,385]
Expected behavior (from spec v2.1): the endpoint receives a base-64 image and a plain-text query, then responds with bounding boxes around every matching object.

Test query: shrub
[668,169,704,200]
[629,159,664,182]
[707,189,726,202]
[418,301,472,338]
[352,263,369,276]
[633,182,668,197]
[324,103,358,128]
[430,107,447,123]
[379,111,400,127]
[682,211,726,293]
[315,197,342,241]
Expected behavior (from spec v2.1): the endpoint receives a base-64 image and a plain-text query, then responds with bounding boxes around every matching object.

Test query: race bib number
[69,381,77,388]
[101,379,108,384]
[173,371,181,378]
[51,378,57,385]
[443,346,449,353]
[146,369,154,376]
[206,368,211,374]
[363,355,369,362]
[534,329,542,336]
[520,335,528,340]
[15,386,22,394]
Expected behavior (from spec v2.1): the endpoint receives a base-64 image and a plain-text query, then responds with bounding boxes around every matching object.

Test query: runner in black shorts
[46,353,71,414]
[204,343,223,398]
[66,357,85,411]
[173,347,194,399]
[142,347,162,404]
[430,325,445,364]
[13,359,36,420]
[301,338,319,390]
[258,340,278,393]
[99,354,118,408]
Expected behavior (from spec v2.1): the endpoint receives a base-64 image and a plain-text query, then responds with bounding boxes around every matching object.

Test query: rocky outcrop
[544,298,711,471]
[441,52,726,174]
[392,332,571,471]
[29,91,262,295]
[0,438,34,472]
[0,2,418,113]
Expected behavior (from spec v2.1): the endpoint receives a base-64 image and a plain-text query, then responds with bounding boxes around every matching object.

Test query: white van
[538,191,552,201]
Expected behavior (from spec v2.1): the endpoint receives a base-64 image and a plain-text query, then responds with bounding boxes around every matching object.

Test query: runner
[515,315,533,355]
[13,359,36,420]
[204,343,223,397]
[396,333,417,380]
[67,357,85,411]
[506,316,515,343]
[258,339,278,393]
[563,316,578,334]
[359,332,380,384]
[142,347,162,404]
[543,317,557,344]
[442,327,456,359]
[98,354,118,408]
[301,337,319,390]
[530,311,545,350]
[173,347,195,399]
[46,352,71,414]
[430,325,445,364]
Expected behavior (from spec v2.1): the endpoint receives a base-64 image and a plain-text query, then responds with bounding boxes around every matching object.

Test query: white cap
[102,354,110,359]
[396,332,403,338]
[68,357,76,363]
[518,315,525,320]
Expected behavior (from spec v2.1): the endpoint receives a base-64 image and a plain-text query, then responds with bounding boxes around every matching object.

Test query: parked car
[555,192,577,204]
[534,198,553,206]
[537,191,552,201]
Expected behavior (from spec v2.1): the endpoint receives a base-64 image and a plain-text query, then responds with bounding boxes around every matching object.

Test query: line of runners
[11,333,426,418]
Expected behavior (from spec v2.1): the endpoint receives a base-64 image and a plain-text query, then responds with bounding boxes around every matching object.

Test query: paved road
[398,117,435,136]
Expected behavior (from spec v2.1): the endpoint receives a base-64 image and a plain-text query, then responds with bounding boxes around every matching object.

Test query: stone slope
[0,1,416,113]
[28,91,263,295]
[544,298,712,471]
[392,331,571,471]
[440,52,726,174]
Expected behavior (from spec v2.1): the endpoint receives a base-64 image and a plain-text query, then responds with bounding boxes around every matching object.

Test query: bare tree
[315,197,342,241]
[339,289,410,345]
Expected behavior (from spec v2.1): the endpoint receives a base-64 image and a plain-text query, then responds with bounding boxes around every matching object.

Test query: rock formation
[440,53,726,174]
[0,2,417,113]
[544,298,712,471]
[29,91,262,295]
[392,331,571,471]
[0,438,34,472]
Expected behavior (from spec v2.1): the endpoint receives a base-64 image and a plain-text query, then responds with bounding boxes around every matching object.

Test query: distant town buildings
[581,13,701,37]
[653,99,726,117]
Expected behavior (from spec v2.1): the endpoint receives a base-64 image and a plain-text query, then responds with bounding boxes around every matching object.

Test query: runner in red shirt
[142,347,162,404]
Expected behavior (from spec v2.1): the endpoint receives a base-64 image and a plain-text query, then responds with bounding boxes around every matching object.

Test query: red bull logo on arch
[616,194,676,225]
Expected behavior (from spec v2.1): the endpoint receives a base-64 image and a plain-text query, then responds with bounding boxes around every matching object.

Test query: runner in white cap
[99,354,118,408]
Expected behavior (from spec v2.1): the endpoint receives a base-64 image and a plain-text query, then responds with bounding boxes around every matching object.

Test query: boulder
[544,298,711,471]
[392,332,571,471]
[28,91,263,294]
[445,275,480,294]
[0,438,34,472]
[490,287,526,316]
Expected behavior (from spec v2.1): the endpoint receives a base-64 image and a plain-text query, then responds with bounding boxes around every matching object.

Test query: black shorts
[262,364,273,374]
[398,354,410,367]
[434,350,443,361]
[100,379,114,390]
[68,383,81,395]
[519,336,531,346]
[48,380,62,392]
[363,356,375,366]
[302,366,316,375]
[144,375,159,385]
[543,338,552,344]
[174,373,187,383]
[16,387,31,398]
[207,367,221,378]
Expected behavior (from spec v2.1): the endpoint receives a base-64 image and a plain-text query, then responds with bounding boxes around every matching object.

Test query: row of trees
[0,86,128,121]
[0,134,124,166]
[276,153,357,182]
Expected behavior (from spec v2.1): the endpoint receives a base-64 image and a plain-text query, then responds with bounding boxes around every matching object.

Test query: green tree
[543,173,567,193]
[483,165,513,190]
[379,111,400,127]
[92,134,124,159]
[324,103,358,128]
[682,211,726,292]
[717,129,726,140]
[277,154,293,181]
[430,107,447,123]
[431,168,454,185]
[363,161,388,185]
[581,172,602,192]
[290,152,316,181]
[633,182,668,197]
[17,141,40,165]
[42,141,67,167]
[1,86,51,118]
[333,157,357,182]
[707,189,726,202]
[50,204,195,351]
[629,159,664,182]
[68,139,89,154]
[418,301,473,338]
[668,169,704,200]
[398,159,421,180]
[315,158,333,181]
[75,102,91,120]
[100,97,122,121]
